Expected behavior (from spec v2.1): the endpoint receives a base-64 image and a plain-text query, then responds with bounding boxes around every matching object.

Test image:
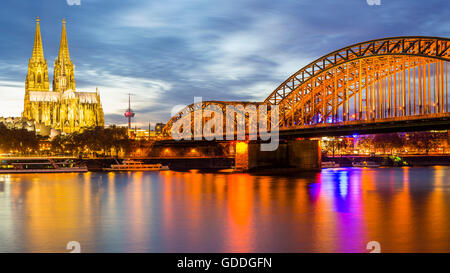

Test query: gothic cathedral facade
[22,17,104,134]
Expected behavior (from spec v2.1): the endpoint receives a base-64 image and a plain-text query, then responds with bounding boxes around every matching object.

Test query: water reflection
[0,167,449,252]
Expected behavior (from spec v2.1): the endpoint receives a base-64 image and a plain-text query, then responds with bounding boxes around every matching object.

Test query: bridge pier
[235,139,321,172]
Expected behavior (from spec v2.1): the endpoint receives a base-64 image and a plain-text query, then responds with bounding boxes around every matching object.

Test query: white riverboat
[103,160,169,171]
[322,161,340,168]
[352,160,381,168]
[0,159,87,173]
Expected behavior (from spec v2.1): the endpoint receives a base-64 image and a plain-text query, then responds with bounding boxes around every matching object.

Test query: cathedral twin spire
[26,17,75,93]
[31,17,45,62]
[26,16,49,92]
[57,19,71,62]
[53,18,75,92]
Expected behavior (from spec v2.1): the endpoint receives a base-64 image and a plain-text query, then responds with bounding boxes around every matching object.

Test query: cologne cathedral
[22,17,104,134]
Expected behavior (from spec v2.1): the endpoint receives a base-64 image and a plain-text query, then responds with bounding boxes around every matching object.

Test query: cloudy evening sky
[0,0,449,127]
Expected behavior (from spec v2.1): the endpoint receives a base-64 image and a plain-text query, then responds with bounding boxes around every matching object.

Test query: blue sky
[0,0,449,127]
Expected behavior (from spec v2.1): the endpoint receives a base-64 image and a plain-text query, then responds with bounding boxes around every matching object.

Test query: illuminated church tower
[25,17,49,92]
[53,19,75,93]
[22,18,104,134]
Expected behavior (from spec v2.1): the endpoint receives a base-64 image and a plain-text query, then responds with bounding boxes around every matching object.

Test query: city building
[22,17,104,134]
[0,117,35,131]
[155,123,165,136]
[127,123,166,140]
[128,128,150,140]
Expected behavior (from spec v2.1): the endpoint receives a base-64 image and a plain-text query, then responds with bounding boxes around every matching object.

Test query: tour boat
[0,159,87,173]
[322,161,340,168]
[103,160,169,171]
[352,161,381,168]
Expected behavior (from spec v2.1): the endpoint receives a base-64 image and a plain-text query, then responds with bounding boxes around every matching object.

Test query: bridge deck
[279,113,450,137]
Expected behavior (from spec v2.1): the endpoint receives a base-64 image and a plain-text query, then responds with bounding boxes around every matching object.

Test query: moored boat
[103,160,169,171]
[352,160,381,168]
[0,159,87,173]
[322,161,340,168]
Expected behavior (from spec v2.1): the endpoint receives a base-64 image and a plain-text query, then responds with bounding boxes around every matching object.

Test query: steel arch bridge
[162,101,264,137]
[163,36,450,137]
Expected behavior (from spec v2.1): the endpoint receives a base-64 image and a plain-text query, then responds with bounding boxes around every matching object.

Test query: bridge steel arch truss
[162,101,265,137]
[266,37,450,128]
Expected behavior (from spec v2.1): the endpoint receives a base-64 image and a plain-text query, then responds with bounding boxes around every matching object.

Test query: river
[0,166,449,252]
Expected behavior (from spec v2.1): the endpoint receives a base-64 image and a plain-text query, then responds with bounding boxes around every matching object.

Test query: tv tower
[124,93,135,129]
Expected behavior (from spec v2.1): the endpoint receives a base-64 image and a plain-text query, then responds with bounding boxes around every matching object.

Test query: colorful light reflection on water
[0,167,449,252]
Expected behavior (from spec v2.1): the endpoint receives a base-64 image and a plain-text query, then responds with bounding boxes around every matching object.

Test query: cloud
[0,80,26,117]
[76,68,172,125]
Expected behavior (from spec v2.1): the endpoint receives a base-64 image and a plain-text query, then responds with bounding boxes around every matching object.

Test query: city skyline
[0,0,449,127]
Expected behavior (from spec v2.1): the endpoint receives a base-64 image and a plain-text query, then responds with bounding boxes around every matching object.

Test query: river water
[0,166,449,253]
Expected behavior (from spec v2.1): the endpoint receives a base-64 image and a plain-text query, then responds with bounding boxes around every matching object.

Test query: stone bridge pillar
[235,139,321,172]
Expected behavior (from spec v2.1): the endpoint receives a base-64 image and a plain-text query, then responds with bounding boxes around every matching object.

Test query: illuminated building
[155,123,165,136]
[127,123,167,140]
[128,128,154,140]
[0,117,35,131]
[22,17,104,134]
